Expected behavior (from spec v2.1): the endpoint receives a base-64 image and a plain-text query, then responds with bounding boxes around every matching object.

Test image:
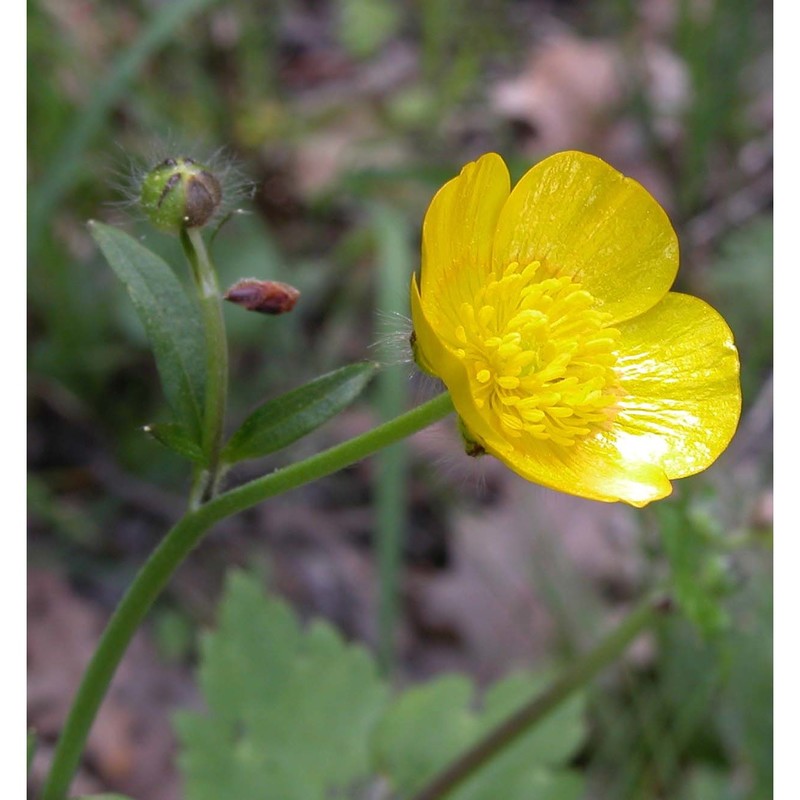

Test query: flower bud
[139,156,222,231]
[224,279,300,314]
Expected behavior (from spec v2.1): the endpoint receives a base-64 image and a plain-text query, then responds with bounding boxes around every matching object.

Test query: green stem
[41,391,454,800]
[180,227,228,506]
[409,594,671,800]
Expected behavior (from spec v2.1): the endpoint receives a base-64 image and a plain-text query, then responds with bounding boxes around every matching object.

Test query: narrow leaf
[89,222,206,443]
[222,362,377,463]
[144,422,205,463]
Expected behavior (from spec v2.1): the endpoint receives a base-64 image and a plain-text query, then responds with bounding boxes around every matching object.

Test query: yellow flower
[410,151,741,506]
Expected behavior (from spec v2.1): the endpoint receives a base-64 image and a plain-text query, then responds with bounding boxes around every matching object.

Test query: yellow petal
[412,273,510,445]
[412,273,673,506]
[411,273,463,377]
[499,438,675,507]
[409,274,440,377]
[478,293,740,506]
[411,151,741,507]
[421,153,510,312]
[612,292,742,480]
[491,151,678,324]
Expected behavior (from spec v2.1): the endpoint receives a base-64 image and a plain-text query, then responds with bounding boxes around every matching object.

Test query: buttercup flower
[410,151,741,506]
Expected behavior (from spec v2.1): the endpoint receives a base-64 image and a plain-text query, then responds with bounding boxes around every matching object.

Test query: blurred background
[27,0,772,798]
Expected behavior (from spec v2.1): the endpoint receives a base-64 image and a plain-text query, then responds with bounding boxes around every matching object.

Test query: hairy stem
[410,594,671,800]
[180,226,228,507]
[41,391,454,800]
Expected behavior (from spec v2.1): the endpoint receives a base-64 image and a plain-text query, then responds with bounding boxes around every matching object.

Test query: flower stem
[409,594,671,800]
[180,226,228,506]
[41,391,454,800]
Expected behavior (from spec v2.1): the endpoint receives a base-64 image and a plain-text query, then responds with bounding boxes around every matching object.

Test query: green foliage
[176,572,388,800]
[719,575,773,797]
[417,0,500,108]
[655,500,731,635]
[29,0,222,252]
[611,584,772,800]
[222,363,378,463]
[153,607,197,664]
[707,216,773,405]
[90,222,207,445]
[674,0,763,211]
[374,672,586,799]
[28,475,101,547]
[588,502,771,799]
[178,572,588,800]
[678,768,738,800]
[338,0,401,59]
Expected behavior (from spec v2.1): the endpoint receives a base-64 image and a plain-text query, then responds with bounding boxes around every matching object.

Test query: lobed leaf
[177,572,589,800]
[89,222,206,444]
[222,362,378,463]
[176,571,388,800]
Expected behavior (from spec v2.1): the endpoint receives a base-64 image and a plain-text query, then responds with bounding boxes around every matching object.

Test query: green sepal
[222,362,378,464]
[457,415,486,457]
[89,221,207,445]
[144,422,205,463]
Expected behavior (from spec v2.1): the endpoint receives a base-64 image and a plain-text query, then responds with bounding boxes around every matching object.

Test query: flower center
[450,261,621,447]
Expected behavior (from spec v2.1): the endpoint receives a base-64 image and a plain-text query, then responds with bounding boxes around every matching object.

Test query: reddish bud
[224,279,300,315]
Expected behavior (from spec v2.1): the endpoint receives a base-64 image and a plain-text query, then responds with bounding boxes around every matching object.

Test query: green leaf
[656,502,730,635]
[373,676,476,791]
[89,222,206,444]
[373,670,587,799]
[143,422,204,463]
[176,571,388,800]
[222,362,378,463]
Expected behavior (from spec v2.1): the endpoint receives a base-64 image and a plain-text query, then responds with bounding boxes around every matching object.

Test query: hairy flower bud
[224,279,300,315]
[139,156,222,231]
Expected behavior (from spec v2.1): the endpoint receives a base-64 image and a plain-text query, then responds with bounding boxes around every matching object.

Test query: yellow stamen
[447,261,620,445]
